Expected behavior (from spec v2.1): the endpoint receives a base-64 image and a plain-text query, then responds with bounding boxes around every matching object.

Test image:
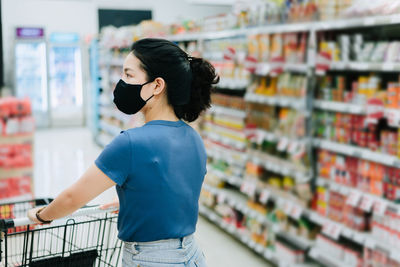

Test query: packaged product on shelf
[251,73,307,98]
[315,184,372,231]
[246,103,276,132]
[0,176,32,200]
[0,97,34,201]
[275,240,305,264]
[314,109,400,157]
[343,0,400,18]
[259,34,270,62]
[315,234,364,266]
[371,209,400,251]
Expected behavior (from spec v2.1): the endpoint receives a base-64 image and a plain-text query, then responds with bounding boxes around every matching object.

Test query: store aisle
[33,127,269,267]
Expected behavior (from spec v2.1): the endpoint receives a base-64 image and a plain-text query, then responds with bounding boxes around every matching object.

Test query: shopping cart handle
[3,206,118,230]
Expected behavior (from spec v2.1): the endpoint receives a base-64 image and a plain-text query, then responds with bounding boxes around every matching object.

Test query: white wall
[2,0,231,87]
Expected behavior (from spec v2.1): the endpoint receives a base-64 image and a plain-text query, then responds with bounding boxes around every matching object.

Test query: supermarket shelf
[255,128,308,144]
[207,167,243,188]
[255,129,278,142]
[206,146,248,167]
[277,231,315,251]
[198,204,280,265]
[251,184,371,246]
[0,194,33,205]
[0,133,34,145]
[304,209,368,245]
[256,62,309,76]
[329,61,400,72]
[205,132,246,151]
[314,14,400,31]
[313,100,365,114]
[209,105,247,119]
[256,186,312,225]
[200,187,314,266]
[203,184,273,227]
[316,177,400,214]
[0,167,33,180]
[99,120,121,137]
[309,248,353,267]
[169,14,400,42]
[248,149,311,183]
[206,171,315,251]
[313,138,400,168]
[245,93,306,110]
[313,100,400,122]
[217,78,249,90]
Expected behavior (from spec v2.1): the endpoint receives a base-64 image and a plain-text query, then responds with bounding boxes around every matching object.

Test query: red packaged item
[10,98,31,116]
[0,98,12,118]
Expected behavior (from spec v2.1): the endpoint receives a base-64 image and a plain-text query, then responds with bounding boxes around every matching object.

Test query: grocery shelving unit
[167,13,400,267]
[91,12,400,266]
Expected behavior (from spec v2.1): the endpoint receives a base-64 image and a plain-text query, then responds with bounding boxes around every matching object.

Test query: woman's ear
[153,77,166,96]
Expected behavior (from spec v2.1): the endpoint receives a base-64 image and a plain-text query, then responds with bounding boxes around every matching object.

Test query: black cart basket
[0,198,122,267]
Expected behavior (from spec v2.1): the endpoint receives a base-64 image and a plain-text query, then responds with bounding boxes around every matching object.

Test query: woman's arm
[28,164,116,223]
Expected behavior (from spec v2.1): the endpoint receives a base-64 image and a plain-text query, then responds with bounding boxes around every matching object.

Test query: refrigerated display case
[48,32,83,126]
[14,27,49,127]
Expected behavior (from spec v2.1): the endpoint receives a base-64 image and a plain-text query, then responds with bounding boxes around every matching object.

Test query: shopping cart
[0,198,122,266]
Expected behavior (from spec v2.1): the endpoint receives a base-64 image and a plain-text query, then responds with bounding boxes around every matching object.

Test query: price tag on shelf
[309,248,319,258]
[322,221,341,240]
[365,238,376,249]
[259,189,270,204]
[247,181,257,198]
[346,190,362,207]
[277,137,289,152]
[340,185,350,195]
[351,149,362,158]
[283,201,294,215]
[309,212,324,224]
[341,228,353,239]
[360,195,374,212]
[240,181,248,194]
[210,212,217,222]
[330,183,340,192]
[366,98,385,125]
[391,15,400,24]
[290,204,303,220]
[387,109,400,128]
[391,250,400,263]
[228,224,235,234]
[255,245,263,254]
[393,160,400,169]
[287,140,299,155]
[373,199,388,216]
[217,193,226,204]
[383,63,395,71]
[353,233,365,244]
[256,63,271,76]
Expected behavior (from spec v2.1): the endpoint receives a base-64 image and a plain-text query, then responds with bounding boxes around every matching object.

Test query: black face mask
[113,79,154,115]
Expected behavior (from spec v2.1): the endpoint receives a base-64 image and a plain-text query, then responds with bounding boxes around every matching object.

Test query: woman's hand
[100,196,119,214]
[27,207,45,224]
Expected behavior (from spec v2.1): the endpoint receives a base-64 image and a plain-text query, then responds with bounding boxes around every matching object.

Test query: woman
[28,38,219,267]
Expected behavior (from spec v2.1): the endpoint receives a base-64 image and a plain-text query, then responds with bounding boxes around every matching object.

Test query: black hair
[131,38,219,122]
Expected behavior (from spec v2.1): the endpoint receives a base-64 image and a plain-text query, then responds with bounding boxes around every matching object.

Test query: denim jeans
[122,234,207,267]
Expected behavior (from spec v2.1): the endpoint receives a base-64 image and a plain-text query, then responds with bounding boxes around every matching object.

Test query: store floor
[33,127,269,267]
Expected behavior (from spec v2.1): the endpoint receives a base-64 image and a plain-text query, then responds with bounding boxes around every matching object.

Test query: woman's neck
[143,103,179,123]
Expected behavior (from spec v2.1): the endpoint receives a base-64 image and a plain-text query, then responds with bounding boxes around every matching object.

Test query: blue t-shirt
[95,120,207,242]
